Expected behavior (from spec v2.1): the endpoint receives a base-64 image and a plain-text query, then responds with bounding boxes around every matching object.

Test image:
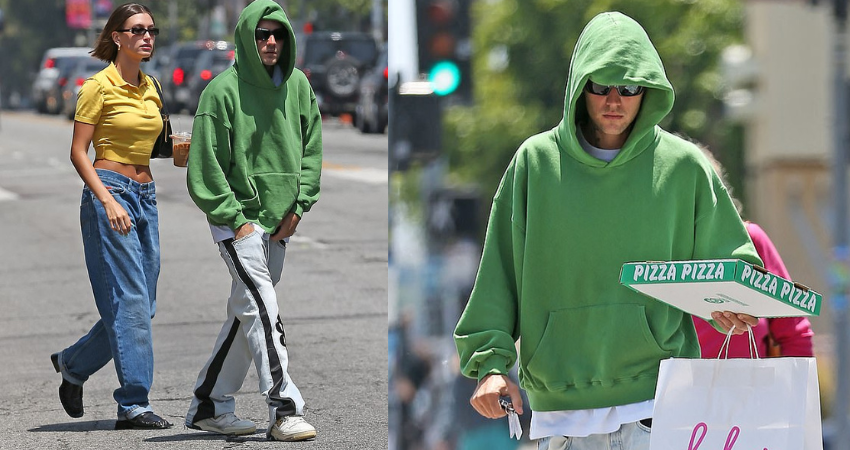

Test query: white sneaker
[269,416,317,441]
[192,412,257,435]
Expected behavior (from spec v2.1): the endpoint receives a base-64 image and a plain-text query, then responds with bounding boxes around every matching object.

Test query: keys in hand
[499,398,522,440]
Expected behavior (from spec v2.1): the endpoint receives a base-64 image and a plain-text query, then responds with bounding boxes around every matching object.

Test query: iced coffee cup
[171,132,191,167]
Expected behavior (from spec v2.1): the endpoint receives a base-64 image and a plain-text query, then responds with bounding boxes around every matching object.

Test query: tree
[443,0,746,202]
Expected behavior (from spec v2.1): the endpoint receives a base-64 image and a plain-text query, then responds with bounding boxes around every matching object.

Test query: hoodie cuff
[476,355,510,382]
[229,213,250,232]
[292,202,304,218]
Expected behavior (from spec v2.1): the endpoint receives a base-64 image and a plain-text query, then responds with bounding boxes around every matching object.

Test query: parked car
[32,47,92,114]
[296,32,379,120]
[184,45,235,114]
[61,57,108,120]
[159,40,233,113]
[355,45,388,134]
[142,52,166,86]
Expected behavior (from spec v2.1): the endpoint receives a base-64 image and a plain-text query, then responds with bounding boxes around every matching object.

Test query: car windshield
[55,56,88,73]
[210,51,234,71]
[303,39,377,65]
[80,59,106,72]
[174,47,205,68]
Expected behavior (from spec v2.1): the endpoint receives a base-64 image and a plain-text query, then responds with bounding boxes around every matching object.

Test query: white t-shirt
[577,126,621,162]
[208,222,290,244]
[530,400,654,439]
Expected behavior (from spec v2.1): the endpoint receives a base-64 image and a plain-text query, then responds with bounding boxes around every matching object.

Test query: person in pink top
[694,147,814,358]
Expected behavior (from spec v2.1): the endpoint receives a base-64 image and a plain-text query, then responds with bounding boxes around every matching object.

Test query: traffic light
[416,0,472,102]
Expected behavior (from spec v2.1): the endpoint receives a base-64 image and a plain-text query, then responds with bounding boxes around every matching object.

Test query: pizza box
[619,259,822,320]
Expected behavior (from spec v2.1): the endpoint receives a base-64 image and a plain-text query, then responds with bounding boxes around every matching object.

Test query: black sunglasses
[585,80,645,97]
[255,28,287,42]
[117,26,159,36]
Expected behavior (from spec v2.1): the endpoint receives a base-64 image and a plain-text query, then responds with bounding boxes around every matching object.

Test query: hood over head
[557,12,675,167]
[233,0,296,87]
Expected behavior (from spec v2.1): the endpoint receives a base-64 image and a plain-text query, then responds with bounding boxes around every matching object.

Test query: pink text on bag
[688,422,767,450]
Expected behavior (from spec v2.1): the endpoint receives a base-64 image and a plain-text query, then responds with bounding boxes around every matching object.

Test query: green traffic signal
[428,61,461,96]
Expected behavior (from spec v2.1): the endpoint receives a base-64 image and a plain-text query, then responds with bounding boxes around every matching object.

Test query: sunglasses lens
[586,81,644,96]
[618,85,643,96]
[130,27,158,36]
[587,81,610,95]
[255,29,271,41]
[256,28,286,41]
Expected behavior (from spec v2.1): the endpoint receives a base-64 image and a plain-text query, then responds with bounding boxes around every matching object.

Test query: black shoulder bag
[150,77,173,158]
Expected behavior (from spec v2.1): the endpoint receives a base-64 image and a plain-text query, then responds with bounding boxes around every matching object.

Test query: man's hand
[711,311,759,335]
[234,223,255,240]
[271,212,300,241]
[470,374,524,419]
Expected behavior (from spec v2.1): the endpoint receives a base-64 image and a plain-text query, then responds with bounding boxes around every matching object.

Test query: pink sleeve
[746,222,790,279]
[746,222,814,357]
[769,316,814,357]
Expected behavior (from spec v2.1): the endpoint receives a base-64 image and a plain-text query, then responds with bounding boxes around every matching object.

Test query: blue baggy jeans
[185,228,305,434]
[54,169,159,420]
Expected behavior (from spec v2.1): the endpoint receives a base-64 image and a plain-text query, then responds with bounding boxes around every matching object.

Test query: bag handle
[150,76,169,116]
[150,76,170,144]
[717,323,760,359]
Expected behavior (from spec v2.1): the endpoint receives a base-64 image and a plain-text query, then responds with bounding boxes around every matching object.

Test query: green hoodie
[186,0,322,233]
[454,12,762,412]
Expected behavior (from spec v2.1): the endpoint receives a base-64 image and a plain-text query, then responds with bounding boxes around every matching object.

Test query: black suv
[296,32,379,120]
[159,40,234,113]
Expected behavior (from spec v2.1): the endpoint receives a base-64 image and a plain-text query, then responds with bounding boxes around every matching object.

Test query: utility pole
[371,0,384,43]
[168,1,178,44]
[830,0,850,447]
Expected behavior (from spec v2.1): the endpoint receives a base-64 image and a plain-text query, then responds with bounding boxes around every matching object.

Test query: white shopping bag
[650,328,823,450]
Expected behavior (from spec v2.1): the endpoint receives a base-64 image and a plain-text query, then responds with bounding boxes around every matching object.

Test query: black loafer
[115,412,173,430]
[52,353,84,418]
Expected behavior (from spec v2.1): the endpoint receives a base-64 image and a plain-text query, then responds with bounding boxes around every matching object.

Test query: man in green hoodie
[454,12,761,450]
[183,0,321,442]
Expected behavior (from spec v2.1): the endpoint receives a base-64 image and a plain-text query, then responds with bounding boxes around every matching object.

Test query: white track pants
[186,230,305,430]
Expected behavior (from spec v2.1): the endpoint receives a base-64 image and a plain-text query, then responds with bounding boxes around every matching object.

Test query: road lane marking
[322,162,387,185]
[290,234,329,249]
[0,186,19,202]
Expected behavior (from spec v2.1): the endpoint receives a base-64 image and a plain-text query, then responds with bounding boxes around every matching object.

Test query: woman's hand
[101,197,132,235]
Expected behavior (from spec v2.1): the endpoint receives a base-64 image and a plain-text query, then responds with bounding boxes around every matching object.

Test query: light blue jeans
[537,421,651,450]
[54,169,159,420]
[185,229,305,434]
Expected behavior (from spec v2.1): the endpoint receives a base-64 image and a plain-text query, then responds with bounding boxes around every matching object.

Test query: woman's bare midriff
[94,159,153,183]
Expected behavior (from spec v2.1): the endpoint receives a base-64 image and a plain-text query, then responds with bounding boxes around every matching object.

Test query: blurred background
[389,0,850,449]
[0,0,389,134]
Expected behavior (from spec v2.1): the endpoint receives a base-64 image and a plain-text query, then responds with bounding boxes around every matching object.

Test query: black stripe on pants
[222,239,295,419]
[193,318,241,424]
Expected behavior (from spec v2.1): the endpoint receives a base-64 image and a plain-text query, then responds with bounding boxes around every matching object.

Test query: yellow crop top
[74,62,163,166]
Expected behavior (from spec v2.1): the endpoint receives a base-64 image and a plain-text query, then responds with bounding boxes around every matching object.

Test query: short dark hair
[91,3,156,62]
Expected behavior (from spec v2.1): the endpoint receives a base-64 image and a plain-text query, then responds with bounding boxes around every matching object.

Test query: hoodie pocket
[524,304,670,391]
[249,172,300,221]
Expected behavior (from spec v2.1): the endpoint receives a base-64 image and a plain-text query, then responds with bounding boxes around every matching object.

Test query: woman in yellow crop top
[50,3,172,430]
